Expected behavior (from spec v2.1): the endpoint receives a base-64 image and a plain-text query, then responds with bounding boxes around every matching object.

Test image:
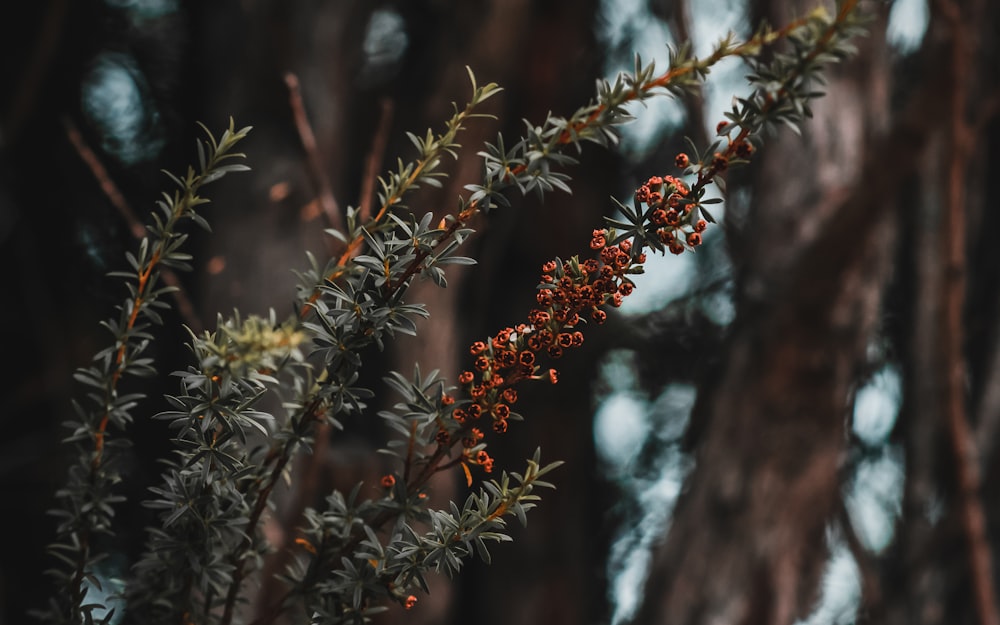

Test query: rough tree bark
[634,1,1000,624]
[880,2,1000,624]
[632,1,901,623]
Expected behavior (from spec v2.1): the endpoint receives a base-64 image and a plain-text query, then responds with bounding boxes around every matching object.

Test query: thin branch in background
[358,98,395,223]
[249,89,394,600]
[937,0,1000,623]
[257,85,394,604]
[284,72,344,242]
[949,22,996,467]
[662,0,709,150]
[63,119,143,238]
[63,117,203,333]
[252,421,332,622]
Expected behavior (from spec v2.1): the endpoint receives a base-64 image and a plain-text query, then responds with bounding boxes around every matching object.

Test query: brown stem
[384,208,477,298]
[937,1,1000,623]
[358,98,395,223]
[219,457,296,625]
[249,440,457,625]
[403,420,418,484]
[662,0,710,150]
[301,8,831,317]
[285,72,343,240]
[63,117,202,333]
[219,399,326,625]
[253,420,332,621]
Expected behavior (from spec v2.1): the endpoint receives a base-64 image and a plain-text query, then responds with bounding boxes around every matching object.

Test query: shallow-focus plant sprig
[373,0,867,509]
[428,0,870,523]
[607,0,866,258]
[299,2,838,317]
[43,2,868,624]
[306,0,859,329]
[123,309,310,625]
[280,450,560,623]
[42,120,251,625]
[299,68,502,313]
[136,78,508,625]
[251,3,868,623]
[120,88,506,621]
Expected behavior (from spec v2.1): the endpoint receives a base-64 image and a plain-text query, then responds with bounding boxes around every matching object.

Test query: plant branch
[62,117,202,333]
[285,72,344,240]
[936,1,1000,623]
[358,98,395,224]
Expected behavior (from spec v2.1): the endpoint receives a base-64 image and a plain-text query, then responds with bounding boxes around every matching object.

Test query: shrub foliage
[40,2,866,623]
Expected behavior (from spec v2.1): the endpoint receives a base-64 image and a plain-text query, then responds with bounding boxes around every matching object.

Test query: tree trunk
[633,2,903,623]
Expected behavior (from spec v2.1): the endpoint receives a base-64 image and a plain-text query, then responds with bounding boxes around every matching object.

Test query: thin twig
[285,72,344,239]
[298,11,822,317]
[249,440,456,625]
[220,409,318,625]
[252,420,332,622]
[937,1,1000,623]
[358,98,395,223]
[63,117,202,333]
[63,118,144,238]
[663,0,710,150]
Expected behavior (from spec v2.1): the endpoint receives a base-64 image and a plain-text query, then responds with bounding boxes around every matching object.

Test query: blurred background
[1,0,999,624]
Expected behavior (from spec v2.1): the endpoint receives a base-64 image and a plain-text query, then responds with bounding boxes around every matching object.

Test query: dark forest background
[2,1,1000,624]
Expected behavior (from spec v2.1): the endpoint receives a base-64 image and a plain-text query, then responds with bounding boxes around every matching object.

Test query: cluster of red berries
[425,394,495,474]
[715,120,754,152]
[635,173,707,255]
[438,122,753,481]
[457,428,492,473]
[452,233,644,463]
[640,124,752,255]
[565,234,644,321]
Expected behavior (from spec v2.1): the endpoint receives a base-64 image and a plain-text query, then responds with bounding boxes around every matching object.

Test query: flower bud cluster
[635,174,707,255]
[452,231,645,474]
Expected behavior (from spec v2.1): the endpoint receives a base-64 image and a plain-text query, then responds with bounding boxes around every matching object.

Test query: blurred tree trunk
[634,0,896,622]
[634,1,1000,624]
[879,2,1000,625]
